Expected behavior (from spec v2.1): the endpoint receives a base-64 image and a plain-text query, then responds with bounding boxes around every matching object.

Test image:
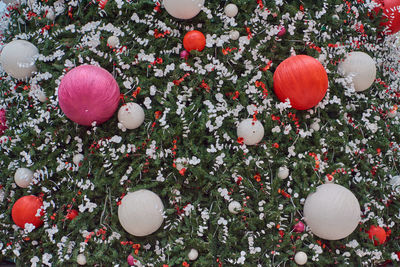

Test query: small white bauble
[304,183,361,240]
[237,119,264,145]
[188,248,199,261]
[118,189,164,236]
[163,0,205,20]
[277,166,289,179]
[294,251,307,265]
[224,3,238,17]
[77,254,86,265]
[14,168,34,188]
[338,51,376,92]
[228,201,241,214]
[107,36,119,48]
[388,110,397,118]
[229,30,240,40]
[118,103,145,130]
[332,14,340,20]
[73,154,84,165]
[390,175,400,189]
[0,40,38,80]
[46,8,55,20]
[310,121,320,131]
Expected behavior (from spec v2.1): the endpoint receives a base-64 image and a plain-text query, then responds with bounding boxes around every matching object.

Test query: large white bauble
[277,166,289,179]
[228,201,241,214]
[188,248,199,261]
[118,189,164,236]
[237,119,264,145]
[163,0,205,20]
[0,40,38,80]
[77,254,86,265]
[224,3,238,17]
[14,168,34,188]
[294,251,307,265]
[107,36,119,48]
[304,183,361,240]
[118,103,145,130]
[338,51,376,92]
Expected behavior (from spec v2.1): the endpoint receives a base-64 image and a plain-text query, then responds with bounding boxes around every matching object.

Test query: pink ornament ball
[180,50,189,59]
[127,254,136,266]
[58,65,120,126]
[277,26,286,37]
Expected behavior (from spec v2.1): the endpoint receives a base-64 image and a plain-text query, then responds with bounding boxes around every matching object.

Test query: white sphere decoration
[304,183,361,240]
[294,251,307,265]
[228,201,241,214]
[0,40,38,80]
[224,3,238,17]
[77,254,86,265]
[236,118,264,145]
[73,154,84,165]
[388,110,397,118]
[107,36,119,48]
[46,8,55,20]
[229,30,240,40]
[390,175,400,190]
[188,248,199,261]
[163,0,205,20]
[118,103,145,130]
[277,166,289,179]
[14,168,34,188]
[332,14,340,20]
[338,51,376,92]
[310,121,320,131]
[118,189,164,236]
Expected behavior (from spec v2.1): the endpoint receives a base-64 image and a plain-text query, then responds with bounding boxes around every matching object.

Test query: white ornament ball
[294,251,307,265]
[118,189,164,236]
[188,248,199,261]
[277,166,289,179]
[224,3,238,17]
[77,254,86,265]
[118,103,145,130]
[390,175,400,191]
[163,0,205,20]
[107,36,119,48]
[73,154,84,165]
[0,40,38,80]
[237,119,264,145]
[14,168,34,188]
[338,51,376,92]
[388,110,397,118]
[46,8,55,20]
[228,201,241,214]
[310,121,320,131]
[304,183,361,240]
[332,14,340,20]
[229,30,240,40]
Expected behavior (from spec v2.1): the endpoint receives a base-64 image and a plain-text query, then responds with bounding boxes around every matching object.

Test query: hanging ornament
[236,118,264,145]
[127,254,135,266]
[118,189,164,236]
[273,55,328,110]
[229,30,240,40]
[294,251,308,265]
[188,249,199,261]
[338,51,376,92]
[107,36,119,48]
[183,30,206,52]
[58,65,120,126]
[224,3,238,17]
[310,120,320,131]
[46,8,55,20]
[180,50,190,59]
[77,254,86,265]
[12,195,44,229]
[293,221,305,233]
[373,0,400,35]
[0,40,38,80]
[303,183,361,240]
[390,175,400,191]
[388,109,397,118]
[118,103,145,130]
[14,168,34,188]
[73,154,84,165]
[66,209,78,220]
[163,0,205,20]
[228,201,241,214]
[277,166,289,179]
[368,225,387,245]
[277,26,286,37]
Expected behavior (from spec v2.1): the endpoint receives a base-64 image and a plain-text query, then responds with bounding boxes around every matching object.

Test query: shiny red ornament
[273,55,328,110]
[183,30,206,52]
[368,225,387,245]
[12,195,44,229]
[373,0,400,35]
[66,209,79,220]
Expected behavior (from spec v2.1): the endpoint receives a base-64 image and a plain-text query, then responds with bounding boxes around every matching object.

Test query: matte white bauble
[46,8,55,20]
[294,251,307,265]
[73,154,84,165]
[277,166,289,179]
[388,110,397,118]
[390,175,400,190]
[77,254,86,265]
[228,201,241,214]
[14,168,34,188]
[163,0,205,20]
[118,189,164,236]
[229,30,240,40]
[224,3,238,17]
[310,121,320,131]
[118,103,145,130]
[338,51,376,92]
[304,183,361,240]
[107,36,119,48]
[0,40,38,80]
[237,118,264,145]
[188,248,199,261]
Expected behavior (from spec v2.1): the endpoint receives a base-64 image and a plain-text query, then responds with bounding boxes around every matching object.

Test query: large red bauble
[12,195,44,229]
[273,55,328,110]
[183,30,206,52]
[368,225,387,245]
[373,0,400,35]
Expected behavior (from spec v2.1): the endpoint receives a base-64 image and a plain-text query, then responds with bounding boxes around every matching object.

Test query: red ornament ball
[368,225,387,245]
[66,209,79,220]
[183,30,206,52]
[12,195,44,229]
[373,0,400,35]
[273,55,328,110]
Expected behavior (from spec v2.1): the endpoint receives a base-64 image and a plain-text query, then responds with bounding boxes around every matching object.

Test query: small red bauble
[368,225,387,245]
[66,209,79,220]
[12,195,44,229]
[183,30,206,52]
[373,0,400,35]
[273,55,328,110]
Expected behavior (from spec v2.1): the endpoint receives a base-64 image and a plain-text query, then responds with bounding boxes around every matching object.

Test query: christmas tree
[0,0,400,266]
